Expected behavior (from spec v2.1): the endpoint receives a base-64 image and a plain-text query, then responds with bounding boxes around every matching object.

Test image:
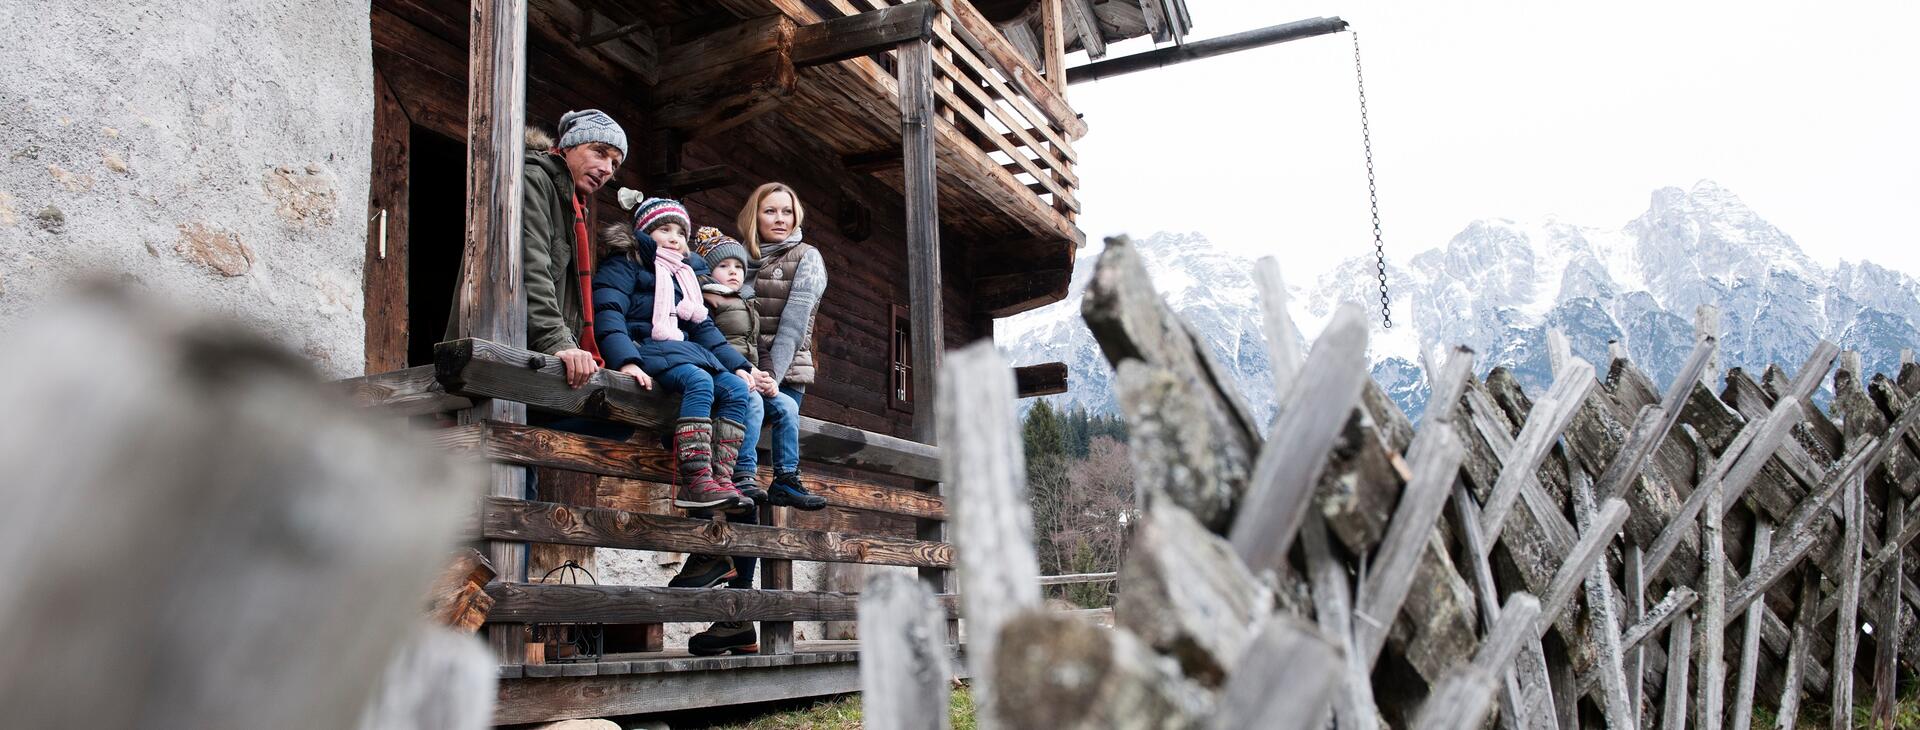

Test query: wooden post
[1302,515,1380,730]
[939,342,1040,726]
[859,572,953,730]
[1698,441,1726,730]
[1776,572,1819,729]
[761,504,796,655]
[458,0,531,666]
[1572,466,1636,730]
[1695,305,1720,387]
[898,35,942,444]
[1626,546,1648,722]
[1664,618,1694,730]
[1871,496,1903,730]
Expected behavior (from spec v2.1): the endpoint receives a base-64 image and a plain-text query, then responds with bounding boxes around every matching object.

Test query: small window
[890,304,913,412]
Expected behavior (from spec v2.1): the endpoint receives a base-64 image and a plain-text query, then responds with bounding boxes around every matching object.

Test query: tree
[1023,400,1066,459]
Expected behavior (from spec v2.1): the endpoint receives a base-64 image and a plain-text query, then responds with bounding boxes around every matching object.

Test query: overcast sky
[1064,1,1920,283]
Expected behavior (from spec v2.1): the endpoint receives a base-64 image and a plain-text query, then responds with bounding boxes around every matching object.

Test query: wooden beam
[1039,0,1066,93]
[1060,0,1104,60]
[657,164,735,196]
[1013,362,1068,398]
[364,70,411,375]
[899,35,943,443]
[339,365,473,416]
[495,658,865,724]
[792,0,938,67]
[653,14,797,137]
[975,270,1070,318]
[479,496,954,567]
[433,338,942,480]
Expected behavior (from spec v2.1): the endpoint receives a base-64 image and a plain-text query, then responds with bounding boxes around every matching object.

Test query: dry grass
[711,686,976,730]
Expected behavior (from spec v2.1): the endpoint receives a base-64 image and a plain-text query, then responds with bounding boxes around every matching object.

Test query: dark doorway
[406,126,468,366]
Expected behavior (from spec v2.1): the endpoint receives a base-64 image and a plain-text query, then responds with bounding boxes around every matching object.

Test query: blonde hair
[736,182,805,259]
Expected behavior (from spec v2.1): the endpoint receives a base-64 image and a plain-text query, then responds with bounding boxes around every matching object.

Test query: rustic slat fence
[861,234,1920,730]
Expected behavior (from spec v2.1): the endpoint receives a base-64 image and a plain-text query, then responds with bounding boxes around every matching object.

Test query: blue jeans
[653,364,750,425]
[738,387,802,479]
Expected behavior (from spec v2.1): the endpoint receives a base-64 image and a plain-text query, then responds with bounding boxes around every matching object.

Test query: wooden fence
[859,235,1920,730]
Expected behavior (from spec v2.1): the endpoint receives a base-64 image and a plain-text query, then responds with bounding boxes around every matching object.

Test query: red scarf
[571,193,604,366]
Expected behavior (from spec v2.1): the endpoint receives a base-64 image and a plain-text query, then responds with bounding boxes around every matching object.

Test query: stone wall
[0,0,373,377]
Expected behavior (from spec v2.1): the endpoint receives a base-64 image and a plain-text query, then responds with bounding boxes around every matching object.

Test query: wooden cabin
[348,0,1188,723]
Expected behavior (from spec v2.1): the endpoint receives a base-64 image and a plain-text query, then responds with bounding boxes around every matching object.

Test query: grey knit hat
[555,109,627,161]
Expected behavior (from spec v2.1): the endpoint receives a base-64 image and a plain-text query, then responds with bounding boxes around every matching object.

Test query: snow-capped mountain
[999,181,1920,421]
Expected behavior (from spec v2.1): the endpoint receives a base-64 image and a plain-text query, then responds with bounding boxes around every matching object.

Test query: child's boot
[672,418,753,511]
[767,470,827,511]
[711,418,767,504]
[687,621,758,656]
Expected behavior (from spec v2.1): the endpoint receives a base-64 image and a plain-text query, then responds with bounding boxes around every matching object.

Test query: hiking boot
[710,418,759,513]
[766,471,827,511]
[687,621,758,656]
[669,554,737,589]
[732,473,769,504]
[671,418,753,511]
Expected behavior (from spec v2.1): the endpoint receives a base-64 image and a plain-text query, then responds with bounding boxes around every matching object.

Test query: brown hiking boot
[672,418,752,511]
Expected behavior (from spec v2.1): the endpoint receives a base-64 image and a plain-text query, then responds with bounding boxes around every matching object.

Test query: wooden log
[1829,470,1866,730]
[0,287,482,728]
[484,581,959,623]
[434,338,942,480]
[340,365,475,416]
[1013,362,1070,398]
[1229,304,1369,566]
[1871,496,1903,729]
[1776,571,1819,729]
[792,0,937,67]
[1727,519,1770,730]
[992,611,1211,729]
[1662,618,1693,730]
[1087,235,1262,532]
[1116,503,1271,686]
[899,34,943,441]
[1695,305,1721,385]
[1209,617,1345,730]
[1302,515,1379,730]
[479,497,954,567]
[429,548,499,634]
[858,571,953,730]
[939,342,1041,723]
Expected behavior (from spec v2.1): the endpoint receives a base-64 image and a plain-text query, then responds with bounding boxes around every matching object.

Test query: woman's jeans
[736,387,803,479]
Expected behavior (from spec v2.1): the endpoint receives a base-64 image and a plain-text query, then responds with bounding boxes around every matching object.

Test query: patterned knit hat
[693,226,749,271]
[632,197,690,236]
[555,109,627,161]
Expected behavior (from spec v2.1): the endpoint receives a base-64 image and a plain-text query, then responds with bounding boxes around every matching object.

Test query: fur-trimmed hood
[526,126,556,153]
[599,223,652,262]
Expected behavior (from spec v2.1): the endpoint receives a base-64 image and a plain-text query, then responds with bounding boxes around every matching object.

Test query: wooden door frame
[364,67,413,374]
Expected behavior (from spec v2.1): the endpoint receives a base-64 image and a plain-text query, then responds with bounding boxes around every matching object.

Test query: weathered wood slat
[1533,498,1629,640]
[485,581,960,623]
[1303,514,1380,730]
[1728,519,1770,730]
[1776,571,1820,729]
[1451,481,1540,730]
[1871,496,1904,730]
[1698,434,1728,730]
[1354,424,1468,666]
[1829,470,1866,730]
[1572,467,1637,730]
[1481,359,1597,546]
[791,0,938,67]
[1230,305,1370,570]
[857,571,953,730]
[479,497,953,567]
[1662,618,1694,730]
[341,365,474,415]
[1210,617,1344,730]
[1412,669,1501,730]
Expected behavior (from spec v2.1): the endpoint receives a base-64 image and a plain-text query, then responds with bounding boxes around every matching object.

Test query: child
[592,196,766,514]
[693,227,824,510]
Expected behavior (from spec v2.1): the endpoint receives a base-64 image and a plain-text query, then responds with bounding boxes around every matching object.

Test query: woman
[736,182,828,510]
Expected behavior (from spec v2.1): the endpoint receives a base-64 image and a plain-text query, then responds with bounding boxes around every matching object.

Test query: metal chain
[1352,30,1392,329]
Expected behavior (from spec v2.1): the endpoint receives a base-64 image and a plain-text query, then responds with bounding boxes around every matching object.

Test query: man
[450,109,626,388]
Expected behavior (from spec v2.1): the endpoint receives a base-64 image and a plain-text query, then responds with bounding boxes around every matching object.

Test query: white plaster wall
[0,0,373,377]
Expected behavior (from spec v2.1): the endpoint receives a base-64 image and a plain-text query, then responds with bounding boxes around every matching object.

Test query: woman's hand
[733,369,757,392]
[752,368,777,396]
[620,363,653,390]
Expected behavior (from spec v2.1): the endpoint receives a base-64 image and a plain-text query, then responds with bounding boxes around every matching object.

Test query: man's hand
[555,348,598,388]
[619,363,653,390]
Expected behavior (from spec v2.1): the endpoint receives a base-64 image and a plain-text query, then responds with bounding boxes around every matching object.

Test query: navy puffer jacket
[593,225,751,377]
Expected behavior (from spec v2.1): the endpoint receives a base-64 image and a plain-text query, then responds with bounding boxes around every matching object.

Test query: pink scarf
[650,246,707,341]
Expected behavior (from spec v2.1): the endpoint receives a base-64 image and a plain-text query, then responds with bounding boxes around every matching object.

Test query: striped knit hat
[631,196,691,237]
[693,226,749,271]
